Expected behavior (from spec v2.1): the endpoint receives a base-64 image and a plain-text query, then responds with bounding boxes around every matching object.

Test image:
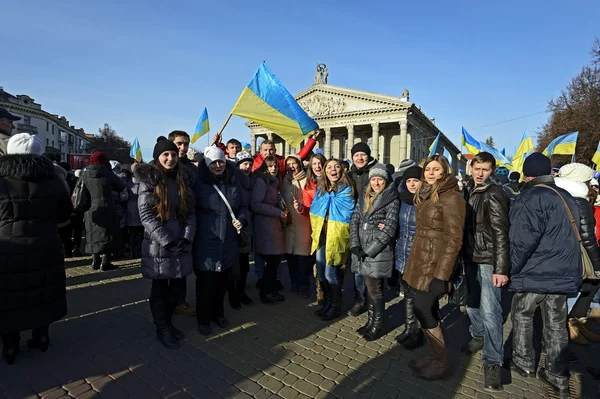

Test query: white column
[379,133,386,164]
[346,124,355,160]
[324,127,332,159]
[283,141,288,157]
[371,122,380,160]
[251,134,257,155]
[407,131,412,160]
[267,132,273,141]
[399,121,408,161]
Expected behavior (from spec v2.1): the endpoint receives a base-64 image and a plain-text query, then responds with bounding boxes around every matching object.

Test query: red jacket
[594,205,600,246]
[252,137,317,178]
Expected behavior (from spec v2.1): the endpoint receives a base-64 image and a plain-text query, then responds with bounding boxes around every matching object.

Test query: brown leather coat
[403,175,466,292]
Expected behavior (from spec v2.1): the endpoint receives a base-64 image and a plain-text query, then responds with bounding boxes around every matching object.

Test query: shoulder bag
[72,178,91,212]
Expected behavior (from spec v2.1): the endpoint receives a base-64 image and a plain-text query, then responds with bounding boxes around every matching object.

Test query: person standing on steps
[81,152,126,271]
[403,155,466,381]
[310,159,356,321]
[347,142,379,317]
[0,134,72,365]
[136,137,196,350]
[393,166,424,350]
[350,164,399,341]
[461,152,511,392]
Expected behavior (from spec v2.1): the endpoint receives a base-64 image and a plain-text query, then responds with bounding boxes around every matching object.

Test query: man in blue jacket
[509,152,581,398]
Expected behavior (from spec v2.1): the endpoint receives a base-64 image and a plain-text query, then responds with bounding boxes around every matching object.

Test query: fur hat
[153,136,178,162]
[204,146,226,166]
[368,163,388,180]
[558,163,594,183]
[7,133,44,155]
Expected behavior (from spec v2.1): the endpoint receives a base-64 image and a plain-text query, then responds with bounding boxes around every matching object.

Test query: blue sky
[1,0,598,162]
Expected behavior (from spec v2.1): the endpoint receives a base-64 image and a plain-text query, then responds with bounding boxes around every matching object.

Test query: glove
[429,278,447,297]
[358,249,367,258]
[165,241,178,252]
[177,238,191,249]
[350,247,361,256]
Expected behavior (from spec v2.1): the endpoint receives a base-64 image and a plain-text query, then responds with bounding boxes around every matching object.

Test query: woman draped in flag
[310,159,356,321]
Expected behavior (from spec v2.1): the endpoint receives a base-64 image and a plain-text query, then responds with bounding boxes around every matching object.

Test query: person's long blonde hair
[415,155,451,204]
[364,178,388,213]
[317,159,355,197]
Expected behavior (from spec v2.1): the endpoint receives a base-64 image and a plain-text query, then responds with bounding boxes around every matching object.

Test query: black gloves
[350,247,367,258]
[429,278,447,297]
[166,239,191,256]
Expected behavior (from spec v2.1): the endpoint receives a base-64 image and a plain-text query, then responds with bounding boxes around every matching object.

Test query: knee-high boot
[91,253,101,270]
[321,284,342,321]
[363,297,385,341]
[415,324,452,380]
[237,260,253,305]
[100,253,117,271]
[315,280,331,316]
[149,297,179,349]
[357,294,373,335]
[395,296,424,349]
[27,325,50,352]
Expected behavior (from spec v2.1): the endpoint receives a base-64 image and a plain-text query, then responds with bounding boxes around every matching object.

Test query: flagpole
[219,114,233,136]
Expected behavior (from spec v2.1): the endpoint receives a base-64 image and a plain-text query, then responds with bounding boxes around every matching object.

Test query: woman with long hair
[350,164,399,341]
[135,137,196,349]
[393,166,424,349]
[252,155,286,303]
[310,159,356,320]
[403,155,465,380]
[194,147,249,335]
[283,155,312,297]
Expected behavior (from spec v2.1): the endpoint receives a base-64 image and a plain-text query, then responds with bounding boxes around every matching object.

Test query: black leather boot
[1,333,20,365]
[166,299,185,340]
[357,294,373,335]
[363,298,385,341]
[321,284,342,321]
[228,281,241,310]
[314,280,331,316]
[100,253,117,271]
[397,296,424,349]
[149,298,179,349]
[91,253,101,270]
[27,325,50,352]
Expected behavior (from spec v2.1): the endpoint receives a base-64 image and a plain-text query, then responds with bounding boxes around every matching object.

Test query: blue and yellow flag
[429,132,440,156]
[542,131,578,157]
[231,62,319,148]
[462,127,511,166]
[192,108,210,144]
[592,141,600,171]
[512,131,534,177]
[241,142,251,152]
[129,137,143,162]
[309,185,355,266]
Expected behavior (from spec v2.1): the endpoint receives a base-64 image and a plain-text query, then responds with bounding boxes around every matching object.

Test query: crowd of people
[2,106,600,398]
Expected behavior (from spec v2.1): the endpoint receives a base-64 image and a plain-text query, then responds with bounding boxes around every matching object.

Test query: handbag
[537,184,597,280]
[212,184,251,250]
[448,256,468,306]
[72,178,91,212]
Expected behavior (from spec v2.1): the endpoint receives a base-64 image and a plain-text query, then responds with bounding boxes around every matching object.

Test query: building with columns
[247,67,465,171]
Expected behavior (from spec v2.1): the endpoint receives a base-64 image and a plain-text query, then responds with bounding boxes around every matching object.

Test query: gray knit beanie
[368,163,389,180]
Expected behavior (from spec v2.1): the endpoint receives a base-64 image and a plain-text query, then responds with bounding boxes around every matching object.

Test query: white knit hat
[591,178,599,187]
[558,163,594,183]
[204,146,226,166]
[7,133,44,155]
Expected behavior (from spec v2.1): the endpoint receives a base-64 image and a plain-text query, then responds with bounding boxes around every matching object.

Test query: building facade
[247,67,466,172]
[0,87,92,161]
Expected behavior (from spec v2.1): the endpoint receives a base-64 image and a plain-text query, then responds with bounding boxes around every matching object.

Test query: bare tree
[90,123,132,164]
[485,136,496,148]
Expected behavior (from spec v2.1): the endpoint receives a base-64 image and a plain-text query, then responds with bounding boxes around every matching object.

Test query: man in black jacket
[509,153,581,398]
[461,152,510,392]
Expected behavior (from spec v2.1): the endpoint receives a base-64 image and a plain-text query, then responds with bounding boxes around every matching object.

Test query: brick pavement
[1,256,599,399]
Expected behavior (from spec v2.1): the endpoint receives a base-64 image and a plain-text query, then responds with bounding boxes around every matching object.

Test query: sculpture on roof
[401,88,409,100]
[314,63,328,84]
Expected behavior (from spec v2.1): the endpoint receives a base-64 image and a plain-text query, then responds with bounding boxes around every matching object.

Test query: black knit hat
[351,142,371,158]
[523,152,551,178]
[153,136,178,162]
[403,166,422,181]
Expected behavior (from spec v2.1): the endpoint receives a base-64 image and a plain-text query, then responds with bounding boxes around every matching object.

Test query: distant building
[0,87,92,161]
[247,64,466,171]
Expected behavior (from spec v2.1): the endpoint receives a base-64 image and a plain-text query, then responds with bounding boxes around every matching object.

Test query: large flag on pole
[462,127,511,166]
[511,131,534,176]
[592,141,600,171]
[230,62,319,148]
[428,132,440,156]
[129,137,143,162]
[542,131,578,157]
[192,108,210,144]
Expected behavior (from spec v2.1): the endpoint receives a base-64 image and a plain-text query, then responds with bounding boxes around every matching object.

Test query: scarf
[399,191,415,205]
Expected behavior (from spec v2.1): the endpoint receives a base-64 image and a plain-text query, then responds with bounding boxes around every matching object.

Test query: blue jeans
[315,245,339,285]
[353,273,366,305]
[254,254,281,280]
[466,264,504,366]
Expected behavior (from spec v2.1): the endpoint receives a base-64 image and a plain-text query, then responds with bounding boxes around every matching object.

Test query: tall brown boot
[416,325,452,381]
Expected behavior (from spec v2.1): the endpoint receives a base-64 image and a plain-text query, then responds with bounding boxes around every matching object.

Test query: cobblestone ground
[1,257,600,399]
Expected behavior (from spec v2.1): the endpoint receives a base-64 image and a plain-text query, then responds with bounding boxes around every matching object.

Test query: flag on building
[230,62,318,148]
[429,132,440,156]
[192,108,210,144]
[129,137,143,162]
[511,130,534,177]
[542,131,578,157]
[591,141,600,171]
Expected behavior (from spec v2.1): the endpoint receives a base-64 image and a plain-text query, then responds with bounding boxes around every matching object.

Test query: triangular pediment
[295,84,410,119]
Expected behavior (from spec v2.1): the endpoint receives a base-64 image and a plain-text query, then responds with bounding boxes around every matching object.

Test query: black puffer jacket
[555,178,600,273]
[463,177,511,275]
[0,155,72,334]
[350,183,400,278]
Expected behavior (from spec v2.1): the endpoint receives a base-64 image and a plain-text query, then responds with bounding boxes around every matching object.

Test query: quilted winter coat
[0,154,72,334]
[283,172,312,256]
[135,163,196,279]
[350,183,400,278]
[395,196,417,274]
[403,175,466,292]
[251,175,285,256]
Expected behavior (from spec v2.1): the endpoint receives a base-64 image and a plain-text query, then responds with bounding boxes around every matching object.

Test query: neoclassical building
[247,66,465,171]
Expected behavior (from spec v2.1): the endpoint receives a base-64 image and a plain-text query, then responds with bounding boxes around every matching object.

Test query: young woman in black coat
[0,134,72,365]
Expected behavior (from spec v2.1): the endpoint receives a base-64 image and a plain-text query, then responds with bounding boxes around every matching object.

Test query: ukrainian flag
[429,132,440,156]
[231,62,319,148]
[241,142,251,152]
[461,127,481,156]
[192,108,210,144]
[542,131,578,157]
[309,185,355,266]
[512,131,534,177]
[592,141,600,171]
[129,137,143,162]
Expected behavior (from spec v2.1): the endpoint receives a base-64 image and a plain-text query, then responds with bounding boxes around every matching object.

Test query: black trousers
[195,270,230,325]
[150,278,186,303]
[58,225,73,256]
[71,214,84,251]
[259,254,280,296]
[364,277,384,300]
[413,289,441,329]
